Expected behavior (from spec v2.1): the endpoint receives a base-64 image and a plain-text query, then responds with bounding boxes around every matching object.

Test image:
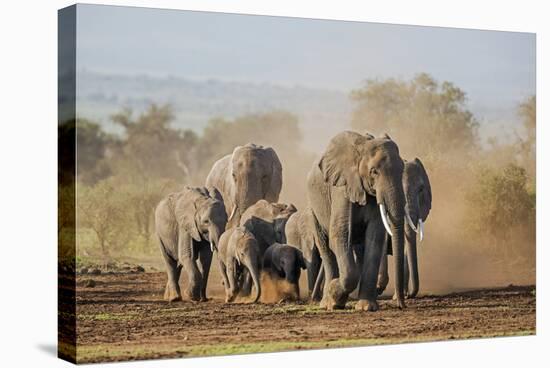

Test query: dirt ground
[73,271,535,363]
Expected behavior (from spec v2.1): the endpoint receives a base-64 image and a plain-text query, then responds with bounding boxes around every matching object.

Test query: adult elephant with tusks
[377,158,432,298]
[307,131,407,311]
[206,143,283,229]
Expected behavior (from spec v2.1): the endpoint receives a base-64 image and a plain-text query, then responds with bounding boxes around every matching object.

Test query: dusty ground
[73,271,535,363]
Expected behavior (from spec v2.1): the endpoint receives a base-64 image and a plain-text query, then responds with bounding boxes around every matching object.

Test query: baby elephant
[218,227,262,303]
[284,207,325,299]
[155,186,227,302]
[263,243,306,300]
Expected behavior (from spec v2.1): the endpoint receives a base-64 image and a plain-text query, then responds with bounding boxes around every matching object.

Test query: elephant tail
[311,265,324,301]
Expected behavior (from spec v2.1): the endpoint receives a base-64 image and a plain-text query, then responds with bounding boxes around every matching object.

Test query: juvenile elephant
[237,199,297,295]
[263,243,306,300]
[284,207,325,299]
[155,186,227,302]
[240,199,297,255]
[206,143,283,229]
[217,226,262,303]
[307,131,407,311]
[377,158,432,298]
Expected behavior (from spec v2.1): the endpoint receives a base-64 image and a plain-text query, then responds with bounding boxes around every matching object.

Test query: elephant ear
[318,131,369,205]
[363,131,376,140]
[414,158,432,219]
[207,186,224,203]
[264,147,283,202]
[175,187,203,242]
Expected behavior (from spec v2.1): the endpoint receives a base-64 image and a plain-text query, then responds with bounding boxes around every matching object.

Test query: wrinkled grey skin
[240,199,297,255]
[155,187,227,302]
[307,131,406,311]
[206,143,283,229]
[263,243,306,299]
[308,204,386,307]
[377,158,432,298]
[284,208,325,299]
[217,227,262,303]
[238,199,297,295]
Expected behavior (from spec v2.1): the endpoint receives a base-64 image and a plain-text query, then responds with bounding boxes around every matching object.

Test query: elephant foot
[225,292,236,303]
[185,288,202,302]
[392,293,407,309]
[393,292,413,300]
[407,290,418,299]
[164,287,182,302]
[321,279,348,310]
[310,292,322,303]
[355,299,379,312]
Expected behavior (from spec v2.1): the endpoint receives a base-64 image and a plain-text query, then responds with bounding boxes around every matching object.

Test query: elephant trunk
[244,256,261,303]
[383,183,406,309]
[406,225,419,298]
[208,224,222,252]
[235,173,263,214]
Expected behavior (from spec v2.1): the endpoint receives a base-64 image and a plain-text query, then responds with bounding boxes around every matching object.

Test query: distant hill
[70,70,521,151]
[74,70,352,152]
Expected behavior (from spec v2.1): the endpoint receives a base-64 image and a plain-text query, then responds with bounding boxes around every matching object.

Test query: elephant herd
[154,131,432,311]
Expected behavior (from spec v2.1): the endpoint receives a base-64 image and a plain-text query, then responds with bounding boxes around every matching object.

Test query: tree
[77,179,128,258]
[111,104,198,182]
[58,184,75,261]
[464,164,535,266]
[123,177,179,251]
[193,111,307,181]
[76,118,112,184]
[350,73,479,161]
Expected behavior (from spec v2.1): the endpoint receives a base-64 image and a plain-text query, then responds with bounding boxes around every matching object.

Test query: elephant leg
[356,221,385,311]
[218,261,233,303]
[315,225,338,307]
[307,250,322,299]
[225,261,238,302]
[352,242,365,298]
[197,246,213,302]
[181,257,202,301]
[239,269,253,297]
[323,195,358,310]
[176,234,202,301]
[159,240,182,302]
[377,239,389,295]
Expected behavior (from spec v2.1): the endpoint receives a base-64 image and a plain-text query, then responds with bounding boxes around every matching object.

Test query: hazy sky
[75,4,535,126]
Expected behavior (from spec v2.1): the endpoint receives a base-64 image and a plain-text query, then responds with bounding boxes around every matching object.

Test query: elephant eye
[370,167,379,176]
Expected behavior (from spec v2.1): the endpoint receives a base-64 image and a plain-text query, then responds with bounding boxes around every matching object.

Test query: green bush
[464,164,535,267]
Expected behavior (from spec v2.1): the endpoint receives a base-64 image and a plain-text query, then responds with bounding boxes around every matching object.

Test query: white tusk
[405,211,418,232]
[228,206,237,221]
[379,204,393,237]
[418,219,424,242]
[210,241,216,252]
[235,253,241,266]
